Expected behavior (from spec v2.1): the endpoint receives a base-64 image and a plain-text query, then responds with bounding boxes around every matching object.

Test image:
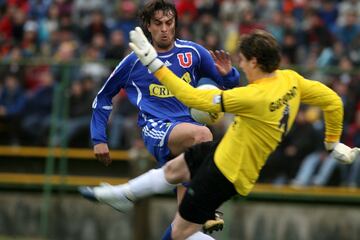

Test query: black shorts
[179,140,237,224]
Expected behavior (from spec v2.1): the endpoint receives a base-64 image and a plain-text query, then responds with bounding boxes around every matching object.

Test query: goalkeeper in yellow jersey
[79,29,360,240]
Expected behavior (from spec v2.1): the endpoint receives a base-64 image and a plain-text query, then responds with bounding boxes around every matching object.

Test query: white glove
[331,143,360,164]
[129,27,164,73]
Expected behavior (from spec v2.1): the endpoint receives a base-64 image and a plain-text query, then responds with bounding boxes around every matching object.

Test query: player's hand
[94,143,112,166]
[210,50,232,76]
[129,27,164,73]
[326,142,360,164]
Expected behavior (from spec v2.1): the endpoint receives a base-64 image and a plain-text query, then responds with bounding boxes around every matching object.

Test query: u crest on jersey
[177,52,193,68]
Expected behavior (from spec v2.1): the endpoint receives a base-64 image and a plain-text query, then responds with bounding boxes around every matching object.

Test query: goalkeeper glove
[325,142,360,164]
[129,27,164,73]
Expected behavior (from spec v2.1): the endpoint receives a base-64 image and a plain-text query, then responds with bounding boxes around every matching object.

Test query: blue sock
[161,224,173,240]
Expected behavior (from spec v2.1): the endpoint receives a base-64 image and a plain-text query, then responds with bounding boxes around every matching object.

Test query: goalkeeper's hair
[138,0,178,40]
[239,30,281,73]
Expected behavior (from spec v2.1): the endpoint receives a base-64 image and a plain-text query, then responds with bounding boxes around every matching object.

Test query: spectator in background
[52,40,79,83]
[64,76,96,147]
[81,9,109,44]
[53,0,73,17]
[337,0,360,26]
[0,46,26,85]
[331,74,356,129]
[0,74,26,145]
[281,30,298,65]
[37,4,60,45]
[303,9,334,54]
[348,71,360,108]
[176,0,197,21]
[202,31,221,52]
[334,9,360,50]
[265,10,285,44]
[260,107,321,184]
[338,56,358,117]
[197,0,220,17]
[219,0,251,24]
[239,7,264,35]
[0,5,15,46]
[112,0,137,43]
[292,150,343,186]
[105,29,127,61]
[72,0,113,27]
[28,0,53,20]
[79,44,109,86]
[11,6,27,45]
[193,10,221,46]
[346,105,360,187]
[317,0,338,33]
[308,151,349,186]
[90,32,107,57]
[21,70,55,145]
[21,20,39,57]
[58,13,80,43]
[290,107,329,186]
[177,11,194,40]
[318,40,345,68]
[221,15,239,55]
[254,0,278,24]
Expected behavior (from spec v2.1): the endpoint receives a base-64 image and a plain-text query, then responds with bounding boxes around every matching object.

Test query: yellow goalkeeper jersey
[155,67,343,196]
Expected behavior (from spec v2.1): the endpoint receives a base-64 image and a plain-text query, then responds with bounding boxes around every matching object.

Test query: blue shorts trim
[141,120,181,166]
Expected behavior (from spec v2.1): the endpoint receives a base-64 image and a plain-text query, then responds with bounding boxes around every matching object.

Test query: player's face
[238,53,251,77]
[148,10,176,52]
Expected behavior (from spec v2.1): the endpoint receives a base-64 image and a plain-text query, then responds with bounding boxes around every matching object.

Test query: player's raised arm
[209,50,232,76]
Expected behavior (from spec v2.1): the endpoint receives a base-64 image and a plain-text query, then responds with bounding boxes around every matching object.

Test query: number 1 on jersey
[278,104,290,140]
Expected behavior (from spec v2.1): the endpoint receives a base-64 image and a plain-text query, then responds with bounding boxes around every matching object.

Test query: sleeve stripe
[220,92,225,112]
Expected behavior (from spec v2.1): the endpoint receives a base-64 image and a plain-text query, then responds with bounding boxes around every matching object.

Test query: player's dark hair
[239,30,281,73]
[139,0,178,39]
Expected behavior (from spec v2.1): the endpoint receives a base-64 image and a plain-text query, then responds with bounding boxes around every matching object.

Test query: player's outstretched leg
[79,168,176,212]
[78,183,134,213]
[203,211,224,234]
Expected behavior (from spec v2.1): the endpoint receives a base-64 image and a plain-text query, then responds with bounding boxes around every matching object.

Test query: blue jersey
[91,39,240,145]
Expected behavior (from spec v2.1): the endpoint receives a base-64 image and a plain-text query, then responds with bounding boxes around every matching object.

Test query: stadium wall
[0,192,359,240]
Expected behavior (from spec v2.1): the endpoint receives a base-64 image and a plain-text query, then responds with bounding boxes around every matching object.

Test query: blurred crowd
[0,0,360,187]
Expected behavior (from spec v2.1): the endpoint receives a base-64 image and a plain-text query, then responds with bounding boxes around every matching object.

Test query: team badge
[177,52,193,68]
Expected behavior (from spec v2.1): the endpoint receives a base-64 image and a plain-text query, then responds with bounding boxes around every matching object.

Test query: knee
[164,162,177,183]
[171,225,187,240]
[191,126,213,145]
[178,127,212,153]
[164,157,189,184]
[171,224,199,240]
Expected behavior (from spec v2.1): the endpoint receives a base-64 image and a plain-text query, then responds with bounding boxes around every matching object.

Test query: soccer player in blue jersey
[88,0,239,236]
